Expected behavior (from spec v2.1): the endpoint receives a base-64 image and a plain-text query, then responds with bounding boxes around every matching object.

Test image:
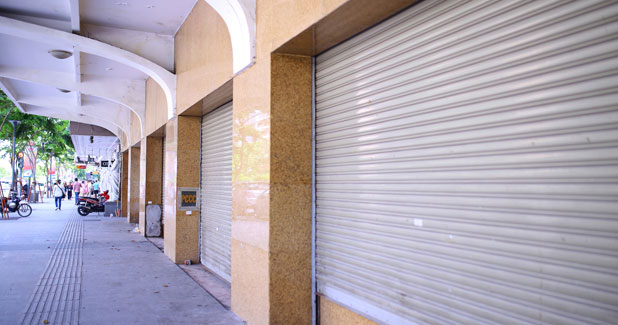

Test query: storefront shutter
[315,0,618,323]
[200,102,233,281]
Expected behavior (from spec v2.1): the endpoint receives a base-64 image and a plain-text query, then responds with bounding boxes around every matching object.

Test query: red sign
[76,165,86,169]
[24,155,34,171]
[49,159,56,175]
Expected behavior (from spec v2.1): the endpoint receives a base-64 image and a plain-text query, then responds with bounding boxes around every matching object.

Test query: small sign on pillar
[177,187,199,211]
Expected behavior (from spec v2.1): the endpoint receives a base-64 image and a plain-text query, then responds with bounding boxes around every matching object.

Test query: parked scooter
[1,191,32,217]
[77,190,110,216]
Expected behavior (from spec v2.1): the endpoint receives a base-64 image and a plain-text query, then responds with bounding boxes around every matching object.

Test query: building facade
[2,0,618,324]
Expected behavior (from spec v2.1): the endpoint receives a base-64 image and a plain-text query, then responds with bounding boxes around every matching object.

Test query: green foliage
[0,90,74,165]
[0,166,9,179]
[0,89,77,188]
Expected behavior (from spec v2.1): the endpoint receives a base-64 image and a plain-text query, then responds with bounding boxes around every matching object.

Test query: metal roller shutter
[314,0,618,323]
[200,102,233,281]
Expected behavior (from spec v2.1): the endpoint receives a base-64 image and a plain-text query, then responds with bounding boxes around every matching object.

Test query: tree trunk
[25,149,36,202]
[46,158,50,198]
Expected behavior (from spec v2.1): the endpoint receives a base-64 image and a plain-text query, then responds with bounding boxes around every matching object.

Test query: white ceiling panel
[81,53,146,80]
[0,12,71,31]
[0,0,70,21]
[82,23,174,71]
[6,78,73,100]
[80,0,197,35]
[0,34,74,72]
[0,0,201,150]
[71,134,118,160]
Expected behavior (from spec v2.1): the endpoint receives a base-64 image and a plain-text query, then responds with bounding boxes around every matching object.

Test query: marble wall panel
[231,57,271,324]
[162,116,201,263]
[121,151,128,217]
[320,297,377,325]
[174,116,201,263]
[128,146,140,223]
[139,136,163,235]
[145,78,168,136]
[163,118,178,261]
[139,138,147,234]
[269,54,313,324]
[175,0,233,114]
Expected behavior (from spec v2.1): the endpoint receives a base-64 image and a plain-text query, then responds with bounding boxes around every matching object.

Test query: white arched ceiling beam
[0,66,146,136]
[0,78,26,113]
[0,16,176,119]
[69,0,82,106]
[205,0,256,74]
[17,96,132,139]
[23,106,128,148]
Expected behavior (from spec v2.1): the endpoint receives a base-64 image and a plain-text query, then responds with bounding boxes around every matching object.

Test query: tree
[0,90,75,191]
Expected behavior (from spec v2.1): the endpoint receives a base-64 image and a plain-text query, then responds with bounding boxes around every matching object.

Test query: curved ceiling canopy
[0,16,176,120]
[0,0,257,155]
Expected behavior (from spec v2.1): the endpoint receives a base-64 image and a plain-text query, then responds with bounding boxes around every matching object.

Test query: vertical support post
[163,116,201,264]
[127,146,141,223]
[121,151,129,217]
[139,136,163,235]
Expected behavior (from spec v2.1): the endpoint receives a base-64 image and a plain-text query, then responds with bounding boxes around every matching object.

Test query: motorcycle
[1,191,33,217]
[77,190,110,216]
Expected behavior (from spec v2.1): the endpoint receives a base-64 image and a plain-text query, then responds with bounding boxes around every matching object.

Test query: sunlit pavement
[0,200,242,325]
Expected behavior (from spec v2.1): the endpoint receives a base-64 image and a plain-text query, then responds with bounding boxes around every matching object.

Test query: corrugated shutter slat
[200,102,233,281]
[315,0,618,323]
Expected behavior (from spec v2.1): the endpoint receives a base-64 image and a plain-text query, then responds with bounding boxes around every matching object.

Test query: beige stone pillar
[127,145,141,223]
[163,115,201,264]
[121,151,129,218]
[269,54,313,324]
[139,136,163,235]
[231,54,313,324]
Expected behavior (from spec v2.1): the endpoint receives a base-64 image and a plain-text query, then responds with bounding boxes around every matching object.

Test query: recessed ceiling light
[57,88,71,93]
[48,50,73,59]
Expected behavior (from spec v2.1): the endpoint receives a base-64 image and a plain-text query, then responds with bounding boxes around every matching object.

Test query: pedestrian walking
[73,178,82,205]
[22,182,29,200]
[80,180,89,198]
[62,182,68,200]
[53,180,65,211]
[67,181,73,200]
[93,180,100,196]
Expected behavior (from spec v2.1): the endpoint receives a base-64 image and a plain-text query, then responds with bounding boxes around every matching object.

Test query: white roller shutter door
[315,0,618,323]
[200,102,233,281]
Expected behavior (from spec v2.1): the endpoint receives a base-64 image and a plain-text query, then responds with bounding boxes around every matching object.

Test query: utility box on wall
[145,204,162,237]
[104,201,118,216]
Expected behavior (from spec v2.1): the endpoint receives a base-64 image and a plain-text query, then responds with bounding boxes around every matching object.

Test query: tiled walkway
[19,213,83,324]
[0,201,242,325]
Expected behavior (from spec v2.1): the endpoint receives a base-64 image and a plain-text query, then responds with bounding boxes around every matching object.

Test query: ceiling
[70,121,118,161]
[0,0,198,159]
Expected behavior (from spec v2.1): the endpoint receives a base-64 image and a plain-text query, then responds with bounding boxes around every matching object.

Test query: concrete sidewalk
[0,200,243,324]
